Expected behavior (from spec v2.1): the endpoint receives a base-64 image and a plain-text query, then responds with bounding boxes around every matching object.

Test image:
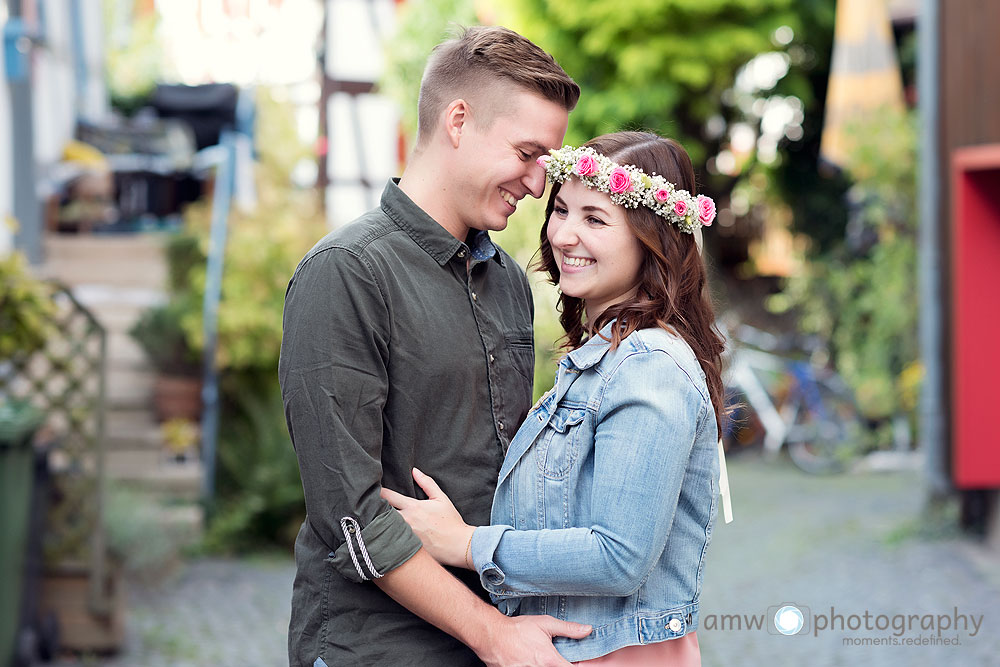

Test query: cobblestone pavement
[53,455,999,666]
[698,456,1000,666]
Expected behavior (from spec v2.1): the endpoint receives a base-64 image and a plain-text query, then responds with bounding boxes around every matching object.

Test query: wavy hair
[535,131,726,434]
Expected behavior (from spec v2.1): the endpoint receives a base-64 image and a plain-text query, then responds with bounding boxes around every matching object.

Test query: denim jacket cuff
[330,508,422,583]
[470,524,514,594]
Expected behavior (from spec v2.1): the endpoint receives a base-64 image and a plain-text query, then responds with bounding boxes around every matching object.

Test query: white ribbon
[718,438,733,524]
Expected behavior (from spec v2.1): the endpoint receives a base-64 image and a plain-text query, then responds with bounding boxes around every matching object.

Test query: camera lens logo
[774,605,805,635]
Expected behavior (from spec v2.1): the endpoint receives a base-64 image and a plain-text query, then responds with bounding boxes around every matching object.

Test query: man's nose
[524,162,547,199]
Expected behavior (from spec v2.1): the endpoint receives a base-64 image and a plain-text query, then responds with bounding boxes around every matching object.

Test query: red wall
[951,144,1000,487]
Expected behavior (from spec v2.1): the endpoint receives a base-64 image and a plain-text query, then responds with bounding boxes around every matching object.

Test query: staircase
[39,233,204,545]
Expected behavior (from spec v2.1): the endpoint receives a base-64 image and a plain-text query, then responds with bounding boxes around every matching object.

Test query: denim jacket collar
[565,321,617,371]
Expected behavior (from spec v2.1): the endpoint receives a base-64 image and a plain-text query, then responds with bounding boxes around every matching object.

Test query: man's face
[453,89,569,236]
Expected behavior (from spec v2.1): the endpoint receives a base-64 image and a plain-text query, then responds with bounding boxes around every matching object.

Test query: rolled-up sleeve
[470,350,707,598]
[279,247,421,582]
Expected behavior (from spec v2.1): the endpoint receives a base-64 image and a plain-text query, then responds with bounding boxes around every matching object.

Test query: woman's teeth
[563,256,595,267]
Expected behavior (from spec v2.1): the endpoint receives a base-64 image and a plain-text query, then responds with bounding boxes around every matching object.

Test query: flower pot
[153,375,202,422]
[38,562,124,653]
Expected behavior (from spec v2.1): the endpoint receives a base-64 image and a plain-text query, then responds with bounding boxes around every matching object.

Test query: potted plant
[128,300,203,422]
[160,417,199,462]
[0,251,55,363]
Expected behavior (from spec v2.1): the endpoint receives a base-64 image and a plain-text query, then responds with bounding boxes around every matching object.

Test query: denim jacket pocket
[536,407,588,479]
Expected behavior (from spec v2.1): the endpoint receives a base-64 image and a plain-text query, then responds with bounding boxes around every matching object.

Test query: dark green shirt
[280,179,534,666]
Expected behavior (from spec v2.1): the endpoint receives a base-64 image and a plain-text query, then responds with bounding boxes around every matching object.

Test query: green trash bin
[0,399,44,667]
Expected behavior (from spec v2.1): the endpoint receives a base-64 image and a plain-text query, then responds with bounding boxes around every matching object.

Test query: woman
[383,131,727,664]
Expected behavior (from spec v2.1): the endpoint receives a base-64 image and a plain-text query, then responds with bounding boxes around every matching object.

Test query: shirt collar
[380,179,505,267]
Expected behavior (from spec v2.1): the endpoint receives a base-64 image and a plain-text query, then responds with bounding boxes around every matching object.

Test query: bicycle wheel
[784,372,864,474]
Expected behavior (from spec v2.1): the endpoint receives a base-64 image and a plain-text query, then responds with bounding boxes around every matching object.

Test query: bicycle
[720,321,865,474]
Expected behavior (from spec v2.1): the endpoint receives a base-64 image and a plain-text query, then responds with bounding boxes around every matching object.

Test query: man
[280,26,588,666]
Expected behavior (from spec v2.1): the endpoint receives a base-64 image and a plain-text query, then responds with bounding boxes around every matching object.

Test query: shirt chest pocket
[536,407,589,479]
[504,330,534,383]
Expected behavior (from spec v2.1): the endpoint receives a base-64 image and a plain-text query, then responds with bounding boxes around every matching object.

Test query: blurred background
[1,0,998,665]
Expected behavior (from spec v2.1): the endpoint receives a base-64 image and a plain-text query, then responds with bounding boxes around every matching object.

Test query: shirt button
[668,618,683,632]
[498,421,505,431]
[489,354,495,363]
[471,291,478,301]
[457,249,466,258]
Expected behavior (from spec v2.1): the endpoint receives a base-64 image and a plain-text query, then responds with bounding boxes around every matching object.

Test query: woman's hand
[381,467,477,569]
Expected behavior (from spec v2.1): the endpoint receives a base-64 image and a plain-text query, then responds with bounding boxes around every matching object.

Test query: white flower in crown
[537,145,716,233]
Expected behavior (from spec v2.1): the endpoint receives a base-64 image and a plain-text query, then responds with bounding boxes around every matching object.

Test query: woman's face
[546,177,645,323]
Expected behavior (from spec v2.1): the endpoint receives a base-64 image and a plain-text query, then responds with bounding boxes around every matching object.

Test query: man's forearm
[374,547,499,655]
[374,545,592,667]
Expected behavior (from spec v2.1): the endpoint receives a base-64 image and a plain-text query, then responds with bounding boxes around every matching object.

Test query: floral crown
[537,145,716,233]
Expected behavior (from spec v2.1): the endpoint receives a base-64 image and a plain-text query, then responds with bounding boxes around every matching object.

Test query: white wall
[0,15,14,256]
[32,0,78,165]
[324,0,400,228]
[79,0,109,122]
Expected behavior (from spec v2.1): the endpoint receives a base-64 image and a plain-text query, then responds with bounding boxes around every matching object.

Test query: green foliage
[128,301,201,376]
[500,0,800,155]
[0,251,55,360]
[768,108,919,423]
[104,485,184,578]
[102,0,164,115]
[203,383,304,551]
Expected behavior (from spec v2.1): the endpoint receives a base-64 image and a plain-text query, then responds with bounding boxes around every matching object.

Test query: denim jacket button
[668,618,682,632]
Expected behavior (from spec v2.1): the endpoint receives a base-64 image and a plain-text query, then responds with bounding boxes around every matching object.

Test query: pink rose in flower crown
[696,195,716,226]
[654,188,670,203]
[574,154,598,177]
[609,167,632,193]
[673,200,688,217]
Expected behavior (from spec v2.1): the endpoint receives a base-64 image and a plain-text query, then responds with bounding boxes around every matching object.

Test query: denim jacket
[470,322,719,662]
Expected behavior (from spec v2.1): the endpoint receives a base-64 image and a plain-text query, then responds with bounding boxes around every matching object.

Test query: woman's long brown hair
[535,131,726,436]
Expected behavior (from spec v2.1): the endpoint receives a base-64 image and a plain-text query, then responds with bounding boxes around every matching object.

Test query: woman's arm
[471,350,708,598]
[381,467,476,568]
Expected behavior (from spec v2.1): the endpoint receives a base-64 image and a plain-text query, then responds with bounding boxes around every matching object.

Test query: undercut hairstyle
[536,131,727,437]
[416,26,580,145]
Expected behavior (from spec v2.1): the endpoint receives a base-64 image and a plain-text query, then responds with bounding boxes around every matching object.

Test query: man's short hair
[416,26,580,145]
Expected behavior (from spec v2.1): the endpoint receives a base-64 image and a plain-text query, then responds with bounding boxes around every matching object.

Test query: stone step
[106,330,150,370]
[104,409,162,452]
[76,296,163,336]
[106,448,166,472]
[105,406,158,435]
[40,233,169,290]
[107,454,204,502]
[106,366,155,410]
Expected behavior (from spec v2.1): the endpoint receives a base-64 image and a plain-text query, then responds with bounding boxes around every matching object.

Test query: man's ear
[443,99,470,148]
